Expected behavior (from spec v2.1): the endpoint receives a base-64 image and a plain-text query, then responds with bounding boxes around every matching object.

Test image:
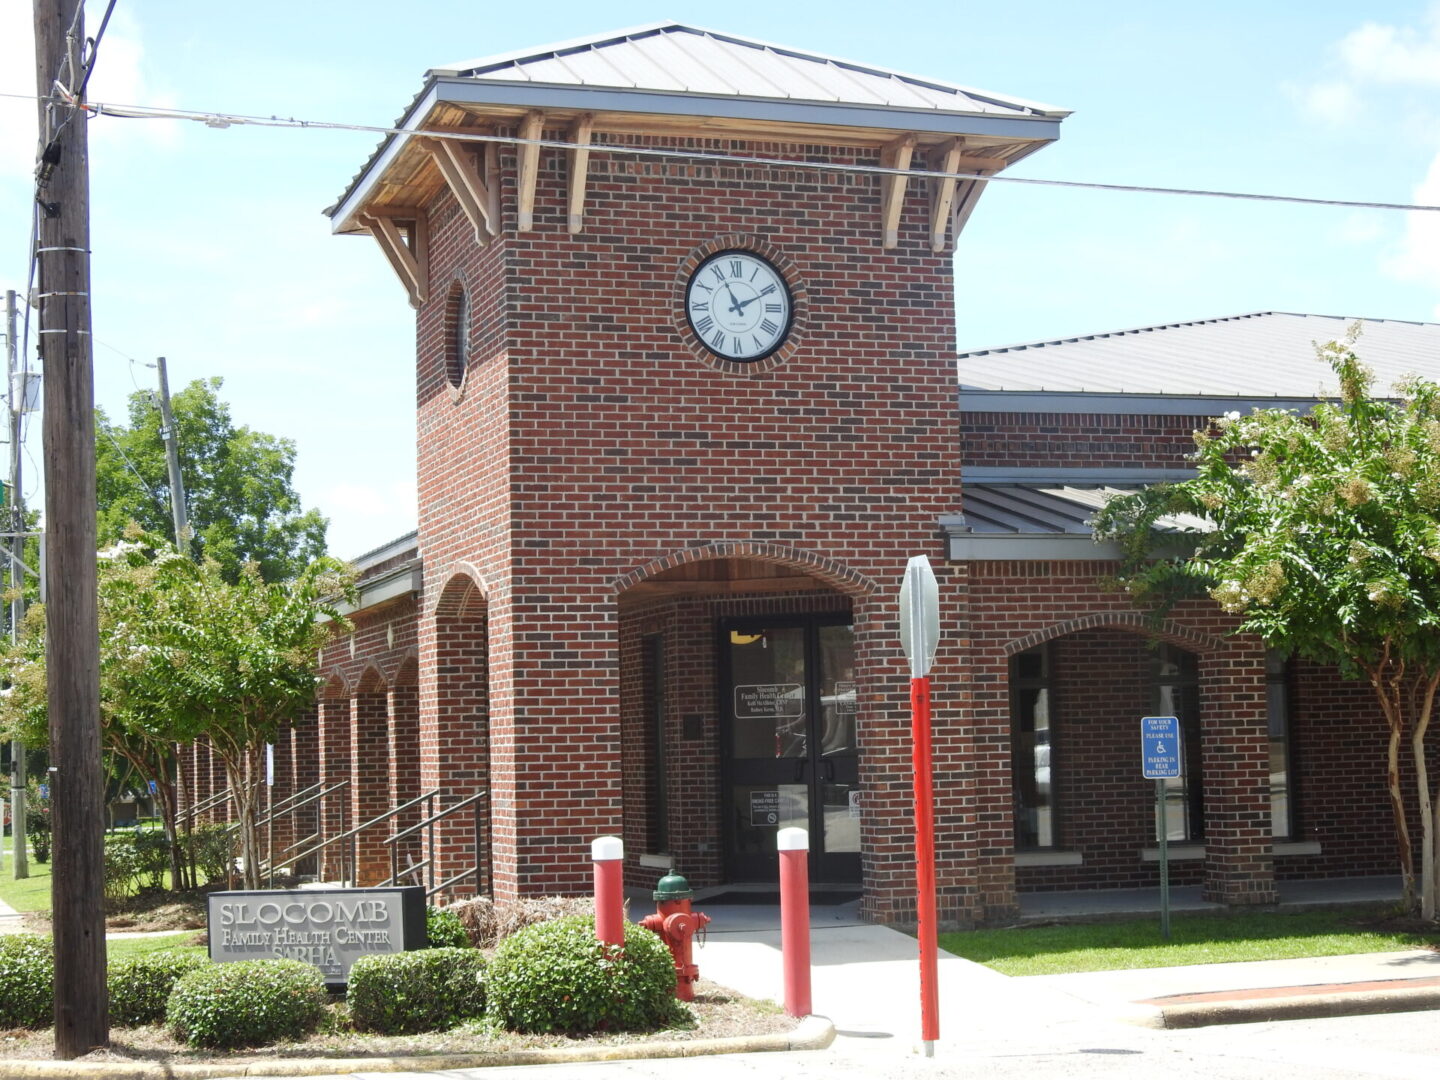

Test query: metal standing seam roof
[434,22,1070,117]
[962,484,1211,536]
[958,312,1440,397]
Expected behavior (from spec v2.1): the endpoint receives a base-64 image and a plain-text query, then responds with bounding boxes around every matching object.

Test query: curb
[0,1015,835,1079]
[1153,985,1440,1029]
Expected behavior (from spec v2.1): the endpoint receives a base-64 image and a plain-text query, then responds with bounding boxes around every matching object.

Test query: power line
[3,87,1439,215]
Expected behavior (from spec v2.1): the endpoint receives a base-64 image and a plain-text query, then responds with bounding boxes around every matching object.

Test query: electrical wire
[2,87,1438,214]
[77,0,121,99]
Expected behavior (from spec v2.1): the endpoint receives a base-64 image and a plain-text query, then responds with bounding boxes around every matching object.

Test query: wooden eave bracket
[567,114,594,235]
[927,139,1006,252]
[517,110,544,231]
[879,133,917,248]
[361,210,429,309]
[420,136,500,244]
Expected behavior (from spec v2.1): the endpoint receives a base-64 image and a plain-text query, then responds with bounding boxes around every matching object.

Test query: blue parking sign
[1142,716,1182,779]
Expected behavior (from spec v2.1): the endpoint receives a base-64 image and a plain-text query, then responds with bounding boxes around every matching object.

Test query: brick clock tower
[329,23,1067,925]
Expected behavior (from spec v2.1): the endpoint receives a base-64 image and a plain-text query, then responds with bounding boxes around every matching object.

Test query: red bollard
[592,836,624,947]
[777,826,812,1018]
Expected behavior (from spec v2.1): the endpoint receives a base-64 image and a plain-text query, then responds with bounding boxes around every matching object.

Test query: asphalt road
[204,1009,1440,1080]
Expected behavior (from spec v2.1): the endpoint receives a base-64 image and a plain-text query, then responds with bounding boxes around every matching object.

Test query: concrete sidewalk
[691,881,1440,1041]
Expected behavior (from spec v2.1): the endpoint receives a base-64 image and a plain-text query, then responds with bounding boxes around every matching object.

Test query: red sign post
[898,555,941,1057]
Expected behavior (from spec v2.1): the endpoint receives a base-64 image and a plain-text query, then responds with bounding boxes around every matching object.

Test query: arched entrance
[616,546,874,889]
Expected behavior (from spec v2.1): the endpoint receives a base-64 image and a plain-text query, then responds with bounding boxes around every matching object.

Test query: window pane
[1012,647,1054,849]
[1267,655,1293,838]
[729,627,807,759]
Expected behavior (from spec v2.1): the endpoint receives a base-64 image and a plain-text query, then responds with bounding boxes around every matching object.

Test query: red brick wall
[961,412,1205,469]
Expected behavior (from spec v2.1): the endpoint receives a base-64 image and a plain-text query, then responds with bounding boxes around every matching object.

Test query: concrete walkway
[691,881,1440,1042]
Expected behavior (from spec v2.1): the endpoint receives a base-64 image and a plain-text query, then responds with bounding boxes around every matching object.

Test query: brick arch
[355,665,387,694]
[1003,612,1225,657]
[390,653,419,688]
[427,563,491,619]
[319,672,351,699]
[612,540,877,599]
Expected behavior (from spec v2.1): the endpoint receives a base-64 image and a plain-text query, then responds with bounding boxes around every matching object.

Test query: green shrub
[0,935,53,1028]
[108,951,209,1026]
[425,905,471,948]
[104,833,144,901]
[167,959,327,1048]
[183,823,235,885]
[131,828,172,890]
[485,915,683,1034]
[347,948,486,1034]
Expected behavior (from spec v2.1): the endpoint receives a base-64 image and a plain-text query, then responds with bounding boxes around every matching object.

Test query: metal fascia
[946,533,1124,562]
[958,391,1323,415]
[429,78,1064,140]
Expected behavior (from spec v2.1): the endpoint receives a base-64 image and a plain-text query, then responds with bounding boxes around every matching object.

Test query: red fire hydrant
[640,872,710,1001]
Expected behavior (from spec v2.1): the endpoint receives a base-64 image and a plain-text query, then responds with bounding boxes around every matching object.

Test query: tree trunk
[1373,672,1416,913]
[1412,675,1437,921]
[222,744,266,891]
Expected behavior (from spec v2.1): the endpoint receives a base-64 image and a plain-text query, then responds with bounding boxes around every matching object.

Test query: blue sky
[3,1,1439,559]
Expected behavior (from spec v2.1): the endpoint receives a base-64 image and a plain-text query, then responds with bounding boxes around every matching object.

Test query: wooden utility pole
[5,289,29,882]
[33,0,109,1057]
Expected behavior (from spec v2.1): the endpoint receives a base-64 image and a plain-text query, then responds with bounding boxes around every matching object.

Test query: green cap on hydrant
[653,872,693,901]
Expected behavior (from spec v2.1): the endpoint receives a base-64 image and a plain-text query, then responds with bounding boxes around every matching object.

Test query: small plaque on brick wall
[683,714,705,741]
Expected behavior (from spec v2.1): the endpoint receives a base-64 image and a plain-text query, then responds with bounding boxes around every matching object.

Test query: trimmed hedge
[166,959,327,1048]
[425,905,471,949]
[484,915,683,1034]
[108,951,209,1027]
[347,948,486,1034]
[0,935,53,1029]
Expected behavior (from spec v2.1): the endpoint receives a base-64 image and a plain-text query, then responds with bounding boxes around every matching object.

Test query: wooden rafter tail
[927,138,963,254]
[517,110,545,231]
[879,133,917,248]
[362,210,430,309]
[421,135,499,244]
[568,113,595,235]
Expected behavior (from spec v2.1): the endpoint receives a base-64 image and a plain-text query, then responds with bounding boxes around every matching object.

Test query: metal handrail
[258,780,352,884]
[175,786,233,827]
[253,780,349,886]
[383,790,487,900]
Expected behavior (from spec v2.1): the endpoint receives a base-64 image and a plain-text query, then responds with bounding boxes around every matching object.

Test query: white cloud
[0,7,38,179]
[1338,17,1440,86]
[1334,211,1387,247]
[0,7,180,182]
[1383,149,1440,315]
[1282,80,1361,126]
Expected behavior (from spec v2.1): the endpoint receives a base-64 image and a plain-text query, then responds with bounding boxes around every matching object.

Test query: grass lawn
[0,853,52,913]
[938,906,1440,976]
[107,933,205,960]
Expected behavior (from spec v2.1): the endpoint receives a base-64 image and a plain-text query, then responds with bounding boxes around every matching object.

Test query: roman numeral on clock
[729,259,742,277]
[760,318,779,335]
[695,316,714,335]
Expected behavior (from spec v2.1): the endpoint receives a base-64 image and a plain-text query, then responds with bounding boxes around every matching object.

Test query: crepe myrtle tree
[1094,338,1440,920]
[133,540,355,890]
[0,532,354,891]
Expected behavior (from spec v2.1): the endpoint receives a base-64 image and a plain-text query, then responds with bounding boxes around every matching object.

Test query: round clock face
[684,250,793,361]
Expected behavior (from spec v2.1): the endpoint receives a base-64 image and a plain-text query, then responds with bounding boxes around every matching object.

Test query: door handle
[793,758,807,783]
[820,758,835,783]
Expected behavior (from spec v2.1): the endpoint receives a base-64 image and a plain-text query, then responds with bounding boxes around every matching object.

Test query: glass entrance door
[721,616,859,882]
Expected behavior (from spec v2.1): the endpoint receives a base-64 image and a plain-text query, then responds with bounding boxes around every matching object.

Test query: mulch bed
[0,982,796,1064]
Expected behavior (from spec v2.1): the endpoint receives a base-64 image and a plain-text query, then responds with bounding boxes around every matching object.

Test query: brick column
[1200,637,1277,905]
[289,709,320,877]
[317,695,352,882]
[488,591,622,902]
[351,679,391,884]
[420,578,490,900]
[388,679,423,886]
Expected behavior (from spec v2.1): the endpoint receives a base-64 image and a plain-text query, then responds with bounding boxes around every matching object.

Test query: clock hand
[724,283,745,316]
[733,293,763,311]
